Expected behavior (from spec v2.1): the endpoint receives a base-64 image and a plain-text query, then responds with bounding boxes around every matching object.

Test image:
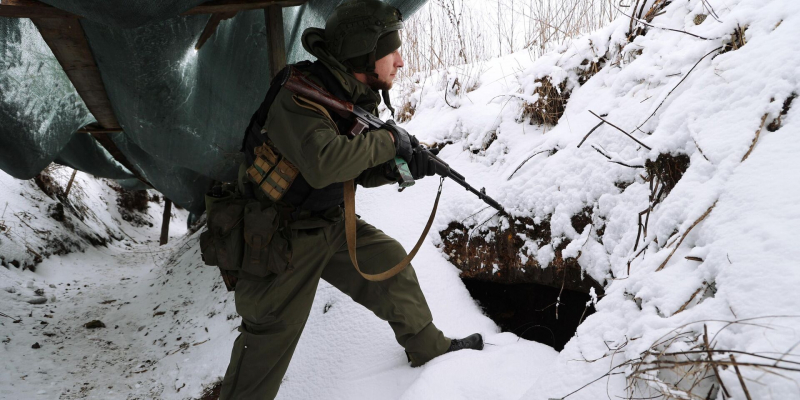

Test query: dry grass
[720,25,748,54]
[643,0,670,23]
[395,100,416,123]
[560,319,800,400]
[520,77,570,125]
[577,56,606,85]
[625,322,798,400]
[767,93,796,132]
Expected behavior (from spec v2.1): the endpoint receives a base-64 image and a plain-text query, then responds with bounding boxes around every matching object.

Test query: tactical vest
[241,61,358,213]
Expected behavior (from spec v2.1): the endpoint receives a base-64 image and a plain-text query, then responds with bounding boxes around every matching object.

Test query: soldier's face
[367,49,404,91]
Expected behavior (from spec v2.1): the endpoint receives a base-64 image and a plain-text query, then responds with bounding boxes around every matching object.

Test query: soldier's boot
[447,333,484,353]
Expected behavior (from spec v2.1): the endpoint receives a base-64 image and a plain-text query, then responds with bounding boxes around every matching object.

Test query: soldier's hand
[385,120,417,162]
[408,147,439,179]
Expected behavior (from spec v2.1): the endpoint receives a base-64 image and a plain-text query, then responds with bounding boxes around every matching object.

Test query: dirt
[439,213,604,295]
[114,187,153,227]
[33,168,62,199]
[197,382,222,400]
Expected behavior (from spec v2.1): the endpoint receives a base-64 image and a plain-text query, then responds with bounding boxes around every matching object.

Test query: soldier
[219,1,483,398]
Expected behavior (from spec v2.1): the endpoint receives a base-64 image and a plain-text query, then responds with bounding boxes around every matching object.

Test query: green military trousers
[219,214,451,400]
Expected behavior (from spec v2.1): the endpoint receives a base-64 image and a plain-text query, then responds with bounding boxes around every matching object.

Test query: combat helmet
[324,0,404,75]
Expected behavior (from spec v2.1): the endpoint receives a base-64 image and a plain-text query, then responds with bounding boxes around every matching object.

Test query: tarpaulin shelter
[0,0,426,214]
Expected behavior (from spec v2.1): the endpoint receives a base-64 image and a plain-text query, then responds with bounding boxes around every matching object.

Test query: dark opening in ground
[462,278,595,351]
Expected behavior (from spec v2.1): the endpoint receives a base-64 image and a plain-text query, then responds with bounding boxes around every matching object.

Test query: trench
[463,278,594,351]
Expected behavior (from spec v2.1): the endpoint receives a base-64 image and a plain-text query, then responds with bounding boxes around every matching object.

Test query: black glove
[385,120,418,162]
[408,147,440,180]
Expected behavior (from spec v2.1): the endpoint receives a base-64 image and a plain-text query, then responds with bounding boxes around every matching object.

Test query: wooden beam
[265,5,286,78]
[29,17,154,187]
[1,0,307,19]
[159,199,172,246]
[31,17,121,130]
[77,128,124,134]
[63,169,78,198]
[182,0,307,16]
[0,0,78,18]
[195,11,237,50]
[77,123,123,134]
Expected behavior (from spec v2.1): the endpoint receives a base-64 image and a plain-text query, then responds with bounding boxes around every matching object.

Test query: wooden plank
[195,11,236,50]
[77,128,123,134]
[265,5,286,78]
[159,199,172,245]
[1,0,307,19]
[63,169,78,197]
[31,17,120,130]
[29,17,153,186]
[0,0,78,18]
[182,0,307,16]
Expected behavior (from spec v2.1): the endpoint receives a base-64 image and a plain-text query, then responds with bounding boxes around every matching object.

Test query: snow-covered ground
[3,0,800,399]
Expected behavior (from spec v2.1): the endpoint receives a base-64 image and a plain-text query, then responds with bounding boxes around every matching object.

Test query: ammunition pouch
[199,186,293,291]
[246,140,300,203]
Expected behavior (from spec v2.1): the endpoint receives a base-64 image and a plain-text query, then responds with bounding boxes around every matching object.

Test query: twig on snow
[700,0,722,22]
[617,4,717,41]
[636,47,723,132]
[657,201,716,271]
[704,324,732,398]
[741,114,768,162]
[730,355,753,400]
[507,149,554,180]
[592,145,645,168]
[577,121,605,148]
[589,110,652,150]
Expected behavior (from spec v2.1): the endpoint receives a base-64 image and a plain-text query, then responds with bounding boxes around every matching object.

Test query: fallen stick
[730,355,753,400]
[741,114,768,162]
[577,121,605,148]
[704,325,731,398]
[589,110,652,150]
[657,201,716,271]
[636,47,723,132]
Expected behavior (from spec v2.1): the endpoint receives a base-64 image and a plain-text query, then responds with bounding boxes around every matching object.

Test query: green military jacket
[264,28,397,191]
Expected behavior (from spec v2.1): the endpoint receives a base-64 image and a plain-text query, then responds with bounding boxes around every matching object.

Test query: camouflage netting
[0,0,425,213]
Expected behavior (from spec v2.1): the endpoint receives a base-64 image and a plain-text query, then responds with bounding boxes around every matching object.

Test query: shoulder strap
[343,178,444,282]
[240,64,297,166]
[241,61,352,166]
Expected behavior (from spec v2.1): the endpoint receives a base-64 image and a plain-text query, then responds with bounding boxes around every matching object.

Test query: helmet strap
[382,89,395,118]
[365,50,379,79]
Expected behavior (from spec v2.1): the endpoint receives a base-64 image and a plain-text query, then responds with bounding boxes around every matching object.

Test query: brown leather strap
[343,177,444,282]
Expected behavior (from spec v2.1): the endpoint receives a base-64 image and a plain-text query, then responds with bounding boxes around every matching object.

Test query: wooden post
[64,169,78,198]
[159,199,172,246]
[265,5,286,78]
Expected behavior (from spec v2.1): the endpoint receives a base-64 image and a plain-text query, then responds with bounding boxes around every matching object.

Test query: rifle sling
[343,177,443,282]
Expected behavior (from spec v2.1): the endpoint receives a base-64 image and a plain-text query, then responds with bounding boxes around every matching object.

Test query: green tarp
[0,0,425,213]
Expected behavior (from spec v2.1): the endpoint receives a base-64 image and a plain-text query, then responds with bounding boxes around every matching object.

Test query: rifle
[282,66,505,214]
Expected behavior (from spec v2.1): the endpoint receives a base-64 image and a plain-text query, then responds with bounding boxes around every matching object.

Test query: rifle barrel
[428,152,505,213]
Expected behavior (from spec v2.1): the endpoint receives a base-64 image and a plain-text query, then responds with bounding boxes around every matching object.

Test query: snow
[3,0,800,398]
